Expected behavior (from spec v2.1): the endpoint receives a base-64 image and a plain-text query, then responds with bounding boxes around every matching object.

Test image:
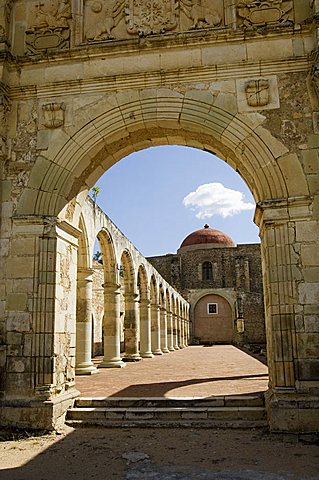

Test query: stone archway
[1,26,318,431]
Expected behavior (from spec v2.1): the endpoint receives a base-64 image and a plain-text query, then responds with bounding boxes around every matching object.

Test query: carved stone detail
[42,102,66,128]
[84,0,225,42]
[180,0,222,29]
[0,0,13,43]
[245,79,270,107]
[0,85,10,159]
[25,0,72,53]
[85,0,125,41]
[124,0,178,36]
[237,0,293,28]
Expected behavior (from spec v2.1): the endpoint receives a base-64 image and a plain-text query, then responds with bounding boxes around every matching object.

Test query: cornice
[7,56,311,101]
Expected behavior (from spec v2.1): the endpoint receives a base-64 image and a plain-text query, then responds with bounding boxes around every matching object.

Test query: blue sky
[93,146,260,257]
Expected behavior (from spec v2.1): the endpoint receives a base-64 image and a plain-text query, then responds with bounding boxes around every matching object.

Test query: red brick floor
[75,345,269,398]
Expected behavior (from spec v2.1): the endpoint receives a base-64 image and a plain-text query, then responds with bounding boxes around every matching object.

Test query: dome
[179,224,235,250]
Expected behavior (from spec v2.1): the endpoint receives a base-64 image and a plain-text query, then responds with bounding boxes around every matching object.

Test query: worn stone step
[75,394,265,409]
[66,405,266,428]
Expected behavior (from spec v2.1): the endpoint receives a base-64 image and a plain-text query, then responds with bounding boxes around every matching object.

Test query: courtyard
[1,346,319,480]
[75,345,268,398]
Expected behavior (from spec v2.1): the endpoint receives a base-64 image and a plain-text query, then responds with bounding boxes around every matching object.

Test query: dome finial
[204,224,209,229]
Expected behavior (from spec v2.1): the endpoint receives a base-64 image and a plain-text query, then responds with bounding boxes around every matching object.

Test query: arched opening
[193,293,233,344]
[4,87,316,433]
[121,250,141,361]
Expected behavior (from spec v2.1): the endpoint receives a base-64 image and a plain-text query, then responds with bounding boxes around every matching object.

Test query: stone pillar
[75,268,98,375]
[178,314,184,349]
[139,294,153,358]
[151,302,163,355]
[99,284,126,368]
[167,309,175,351]
[123,292,142,361]
[1,216,80,429]
[256,198,319,433]
[173,313,179,350]
[181,313,187,348]
[160,305,169,353]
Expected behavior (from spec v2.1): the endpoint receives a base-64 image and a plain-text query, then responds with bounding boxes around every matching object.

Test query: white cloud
[183,182,255,219]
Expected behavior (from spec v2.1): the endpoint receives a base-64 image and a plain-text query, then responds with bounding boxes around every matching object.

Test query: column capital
[103,282,122,294]
[77,267,95,282]
[254,195,313,227]
[140,297,151,306]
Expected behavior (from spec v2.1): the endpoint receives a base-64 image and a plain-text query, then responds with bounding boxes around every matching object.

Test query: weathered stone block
[6,293,28,311]
[6,312,31,332]
[304,315,319,333]
[296,359,319,381]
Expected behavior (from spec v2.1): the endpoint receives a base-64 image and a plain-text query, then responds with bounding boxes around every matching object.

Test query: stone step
[74,394,265,409]
[66,404,267,428]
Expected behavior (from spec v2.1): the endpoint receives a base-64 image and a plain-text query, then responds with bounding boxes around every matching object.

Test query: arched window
[202,261,213,281]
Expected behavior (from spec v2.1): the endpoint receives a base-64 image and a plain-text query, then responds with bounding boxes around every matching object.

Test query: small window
[207,303,218,315]
[202,261,213,281]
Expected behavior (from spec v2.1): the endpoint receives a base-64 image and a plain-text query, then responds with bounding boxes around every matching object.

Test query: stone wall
[148,243,265,345]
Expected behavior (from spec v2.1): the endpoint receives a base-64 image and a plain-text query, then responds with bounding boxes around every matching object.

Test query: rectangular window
[207,303,218,314]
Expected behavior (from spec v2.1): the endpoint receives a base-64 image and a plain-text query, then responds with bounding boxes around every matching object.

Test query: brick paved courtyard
[75,345,268,398]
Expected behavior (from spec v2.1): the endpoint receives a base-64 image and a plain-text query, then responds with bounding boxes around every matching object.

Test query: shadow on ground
[1,426,319,480]
[107,374,268,397]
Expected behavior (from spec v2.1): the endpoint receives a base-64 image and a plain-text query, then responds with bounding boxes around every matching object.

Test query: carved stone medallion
[237,0,293,27]
[125,0,178,35]
[245,79,269,107]
[25,0,72,53]
[42,102,66,128]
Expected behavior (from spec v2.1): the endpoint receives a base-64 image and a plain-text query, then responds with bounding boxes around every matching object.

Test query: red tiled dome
[180,224,235,248]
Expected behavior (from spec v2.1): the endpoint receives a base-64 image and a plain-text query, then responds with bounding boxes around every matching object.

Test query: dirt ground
[1,347,318,479]
[0,426,318,480]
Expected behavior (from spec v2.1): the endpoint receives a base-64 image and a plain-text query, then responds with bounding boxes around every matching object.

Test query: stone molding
[7,57,310,101]
[254,195,313,227]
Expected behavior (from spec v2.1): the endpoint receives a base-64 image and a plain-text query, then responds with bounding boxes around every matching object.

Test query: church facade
[148,225,265,348]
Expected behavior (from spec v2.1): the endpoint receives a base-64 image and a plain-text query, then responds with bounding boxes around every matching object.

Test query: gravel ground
[0,426,318,480]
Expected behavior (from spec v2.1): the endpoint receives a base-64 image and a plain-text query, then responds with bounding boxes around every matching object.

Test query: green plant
[91,186,100,202]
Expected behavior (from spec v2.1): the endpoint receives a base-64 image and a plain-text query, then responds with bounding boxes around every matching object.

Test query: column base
[174,345,180,350]
[141,352,154,358]
[179,344,185,349]
[161,348,170,353]
[123,354,142,362]
[99,359,126,368]
[0,387,79,430]
[266,389,319,433]
[153,349,163,355]
[168,347,175,352]
[75,363,98,375]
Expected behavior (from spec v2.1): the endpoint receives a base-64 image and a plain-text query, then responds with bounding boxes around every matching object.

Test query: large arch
[1,26,318,431]
[18,91,308,219]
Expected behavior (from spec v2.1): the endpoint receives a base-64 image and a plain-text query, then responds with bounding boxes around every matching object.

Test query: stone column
[173,313,179,350]
[99,284,126,368]
[151,302,163,355]
[75,268,98,375]
[167,309,175,351]
[256,198,319,432]
[123,292,142,361]
[178,314,184,349]
[139,294,153,358]
[1,216,80,429]
[181,314,187,348]
[160,305,169,353]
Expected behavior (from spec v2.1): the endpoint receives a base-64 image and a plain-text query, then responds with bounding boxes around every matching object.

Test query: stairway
[66,394,267,428]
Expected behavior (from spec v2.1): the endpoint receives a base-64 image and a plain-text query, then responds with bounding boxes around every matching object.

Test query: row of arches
[75,198,190,374]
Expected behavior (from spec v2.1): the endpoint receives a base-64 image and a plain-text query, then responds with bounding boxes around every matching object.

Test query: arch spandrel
[15,89,309,217]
